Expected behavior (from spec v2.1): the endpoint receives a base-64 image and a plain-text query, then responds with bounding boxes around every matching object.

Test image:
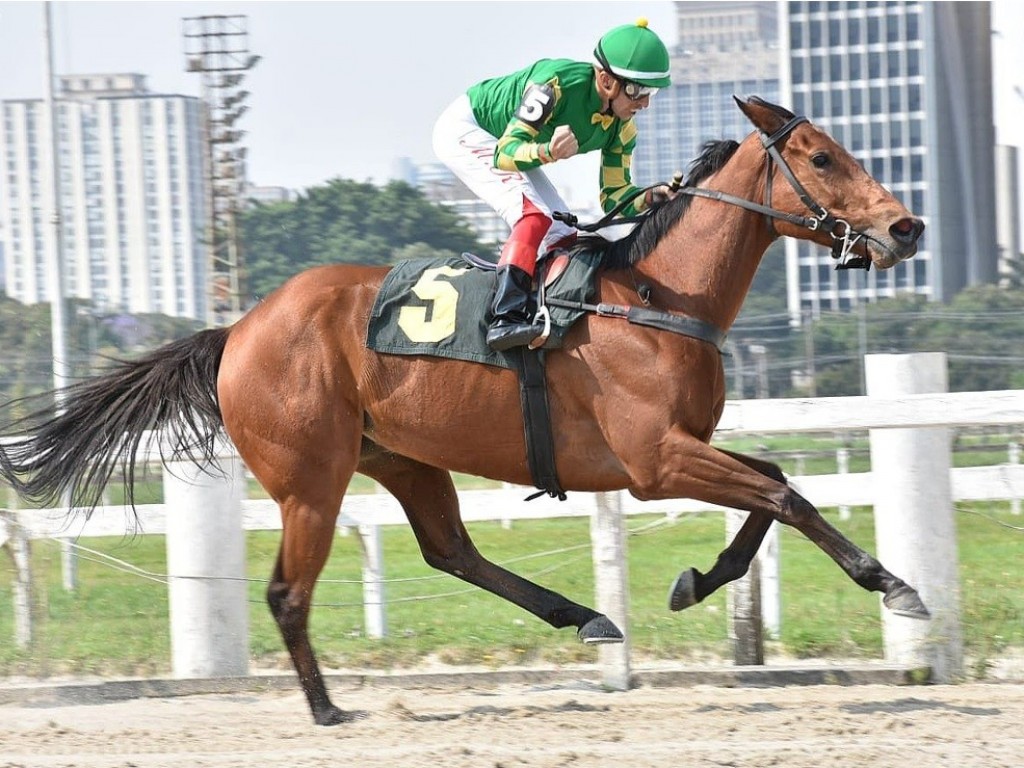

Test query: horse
[0,96,925,725]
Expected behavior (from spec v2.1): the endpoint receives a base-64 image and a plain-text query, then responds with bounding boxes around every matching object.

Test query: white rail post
[759,521,781,640]
[357,523,387,639]
[726,508,764,664]
[837,446,852,521]
[865,352,962,682]
[59,538,77,592]
[1010,442,1021,515]
[1,510,33,648]
[164,454,249,678]
[590,491,631,690]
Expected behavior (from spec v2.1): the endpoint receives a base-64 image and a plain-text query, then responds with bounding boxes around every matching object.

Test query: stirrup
[486,321,542,352]
[527,306,552,349]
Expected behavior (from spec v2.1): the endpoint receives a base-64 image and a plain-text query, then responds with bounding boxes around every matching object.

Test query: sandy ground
[2,677,1024,768]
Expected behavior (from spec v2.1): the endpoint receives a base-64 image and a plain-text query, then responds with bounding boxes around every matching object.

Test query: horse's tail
[0,327,230,513]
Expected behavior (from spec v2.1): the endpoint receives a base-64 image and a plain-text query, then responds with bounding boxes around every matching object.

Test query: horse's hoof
[883,585,931,619]
[578,615,624,644]
[668,568,701,612]
[314,706,367,726]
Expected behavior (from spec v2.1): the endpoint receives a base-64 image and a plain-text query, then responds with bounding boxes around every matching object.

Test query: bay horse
[0,97,926,725]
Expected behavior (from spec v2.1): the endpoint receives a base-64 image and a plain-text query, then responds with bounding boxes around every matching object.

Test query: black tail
[0,327,230,513]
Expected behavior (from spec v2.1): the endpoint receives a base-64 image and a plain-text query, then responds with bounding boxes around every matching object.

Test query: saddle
[366,248,603,501]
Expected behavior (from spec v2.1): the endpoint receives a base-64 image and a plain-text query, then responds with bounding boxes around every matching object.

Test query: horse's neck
[639,147,773,331]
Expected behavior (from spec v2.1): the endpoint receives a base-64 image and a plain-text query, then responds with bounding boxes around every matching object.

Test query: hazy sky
[1,1,1022,212]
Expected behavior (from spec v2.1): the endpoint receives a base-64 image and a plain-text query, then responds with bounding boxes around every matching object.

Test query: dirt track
[3,678,1024,767]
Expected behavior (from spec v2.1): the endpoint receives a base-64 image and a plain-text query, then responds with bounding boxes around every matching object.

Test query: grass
[1,500,1022,678]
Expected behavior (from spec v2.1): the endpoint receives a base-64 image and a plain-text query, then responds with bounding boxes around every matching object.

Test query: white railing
[3,354,1024,686]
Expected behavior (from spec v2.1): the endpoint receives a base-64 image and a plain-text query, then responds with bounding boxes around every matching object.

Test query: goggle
[620,79,658,101]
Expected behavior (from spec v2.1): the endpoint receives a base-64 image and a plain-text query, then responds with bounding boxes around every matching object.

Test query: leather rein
[548,113,871,354]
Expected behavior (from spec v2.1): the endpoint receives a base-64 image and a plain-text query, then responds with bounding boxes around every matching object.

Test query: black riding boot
[486,264,538,351]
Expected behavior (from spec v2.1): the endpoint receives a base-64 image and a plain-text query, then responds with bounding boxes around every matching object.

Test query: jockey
[432,17,675,351]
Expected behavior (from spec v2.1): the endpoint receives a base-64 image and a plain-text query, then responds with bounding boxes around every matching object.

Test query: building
[995,144,1021,287]
[392,157,510,249]
[0,73,208,319]
[632,1,781,188]
[782,1,998,315]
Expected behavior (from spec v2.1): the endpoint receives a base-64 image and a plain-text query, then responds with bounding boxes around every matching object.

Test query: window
[830,54,843,80]
[829,18,842,46]
[887,51,901,78]
[792,56,806,83]
[811,55,824,81]
[871,121,883,149]
[850,88,864,114]
[886,14,901,43]
[888,85,902,112]
[867,16,880,44]
[891,155,904,184]
[809,20,822,48]
[869,86,882,113]
[790,20,804,48]
[849,53,863,80]
[907,11,920,40]
[847,17,862,45]
[909,118,922,145]
[907,49,921,77]
[868,51,882,80]
[908,84,921,111]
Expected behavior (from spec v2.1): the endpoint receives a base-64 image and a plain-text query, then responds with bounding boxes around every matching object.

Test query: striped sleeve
[494,120,546,172]
[599,119,648,216]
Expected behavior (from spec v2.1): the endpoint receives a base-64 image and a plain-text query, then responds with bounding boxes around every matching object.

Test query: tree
[240,178,485,301]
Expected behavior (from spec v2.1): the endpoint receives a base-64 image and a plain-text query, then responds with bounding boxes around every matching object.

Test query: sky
[1,1,1023,213]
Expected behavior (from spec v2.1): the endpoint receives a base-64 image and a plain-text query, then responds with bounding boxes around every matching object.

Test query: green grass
[1,501,1021,678]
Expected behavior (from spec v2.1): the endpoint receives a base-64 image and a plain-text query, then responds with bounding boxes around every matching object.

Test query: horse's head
[735,96,924,270]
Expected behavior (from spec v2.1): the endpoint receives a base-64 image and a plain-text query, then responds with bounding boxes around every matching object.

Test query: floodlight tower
[183,15,259,326]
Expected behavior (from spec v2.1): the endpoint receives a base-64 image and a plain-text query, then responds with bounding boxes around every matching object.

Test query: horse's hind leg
[358,441,622,643]
[266,491,360,726]
[669,450,782,611]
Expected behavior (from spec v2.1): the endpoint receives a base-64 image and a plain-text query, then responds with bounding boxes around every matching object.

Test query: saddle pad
[365,252,601,370]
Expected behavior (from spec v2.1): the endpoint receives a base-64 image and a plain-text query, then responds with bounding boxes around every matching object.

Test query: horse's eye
[811,153,830,169]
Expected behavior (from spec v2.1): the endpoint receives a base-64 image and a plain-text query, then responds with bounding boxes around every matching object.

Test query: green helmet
[594,17,671,88]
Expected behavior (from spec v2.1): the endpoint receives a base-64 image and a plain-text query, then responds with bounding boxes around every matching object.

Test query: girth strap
[509,348,567,501]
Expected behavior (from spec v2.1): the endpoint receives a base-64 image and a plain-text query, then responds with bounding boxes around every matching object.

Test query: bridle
[559,113,872,270]
[678,115,870,270]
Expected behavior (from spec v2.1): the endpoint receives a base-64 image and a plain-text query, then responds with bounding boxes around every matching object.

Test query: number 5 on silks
[397,266,470,343]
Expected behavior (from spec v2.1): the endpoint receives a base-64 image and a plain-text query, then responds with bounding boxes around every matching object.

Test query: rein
[557,114,870,271]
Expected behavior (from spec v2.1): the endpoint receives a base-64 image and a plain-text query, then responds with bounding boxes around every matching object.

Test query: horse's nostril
[890,217,924,244]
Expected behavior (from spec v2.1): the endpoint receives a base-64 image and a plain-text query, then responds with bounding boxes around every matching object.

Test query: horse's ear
[734,95,788,136]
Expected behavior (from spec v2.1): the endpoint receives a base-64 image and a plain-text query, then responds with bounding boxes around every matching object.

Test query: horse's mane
[575,139,741,270]
[572,97,797,269]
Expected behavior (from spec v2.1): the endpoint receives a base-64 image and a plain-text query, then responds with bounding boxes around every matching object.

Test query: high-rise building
[392,157,510,249]
[632,1,780,187]
[0,73,208,319]
[783,1,998,314]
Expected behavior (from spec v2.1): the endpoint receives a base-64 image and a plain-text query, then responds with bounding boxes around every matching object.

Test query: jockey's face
[608,82,652,120]
[595,67,653,121]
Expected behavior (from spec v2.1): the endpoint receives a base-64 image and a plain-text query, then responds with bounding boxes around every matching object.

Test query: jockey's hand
[547,125,579,160]
[644,184,679,207]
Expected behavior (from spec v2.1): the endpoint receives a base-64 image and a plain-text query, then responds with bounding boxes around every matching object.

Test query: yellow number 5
[397,266,470,343]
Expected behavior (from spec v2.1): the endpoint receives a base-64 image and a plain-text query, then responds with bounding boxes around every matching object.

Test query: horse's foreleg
[359,445,622,643]
[268,498,358,726]
[669,450,782,611]
[646,438,929,618]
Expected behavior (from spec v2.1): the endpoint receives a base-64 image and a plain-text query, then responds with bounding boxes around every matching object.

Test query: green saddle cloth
[365,251,601,370]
